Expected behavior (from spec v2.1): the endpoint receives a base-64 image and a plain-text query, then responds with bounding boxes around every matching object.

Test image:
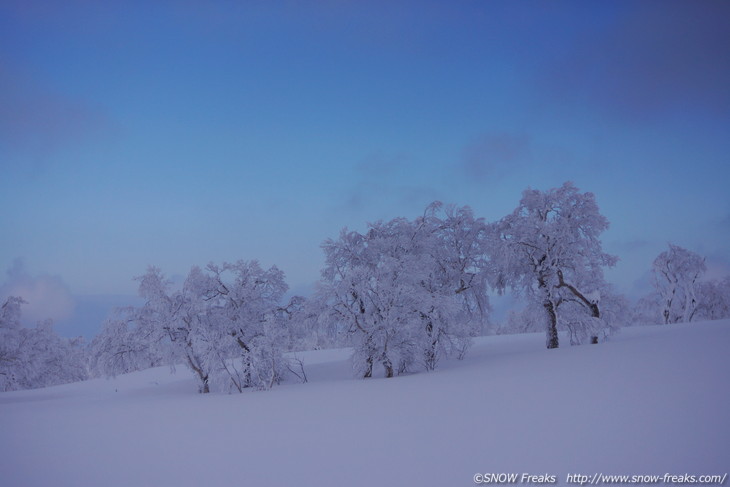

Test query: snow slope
[2,320,728,487]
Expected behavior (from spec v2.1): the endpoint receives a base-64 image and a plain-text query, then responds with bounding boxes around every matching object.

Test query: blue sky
[1,1,729,336]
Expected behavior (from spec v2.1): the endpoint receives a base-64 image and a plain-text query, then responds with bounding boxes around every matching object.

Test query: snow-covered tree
[632,293,663,325]
[91,261,293,393]
[416,203,493,362]
[501,300,545,335]
[559,283,627,345]
[0,296,26,390]
[427,203,492,337]
[651,244,706,324]
[694,276,730,321]
[187,261,292,392]
[1,296,88,391]
[492,182,618,348]
[319,203,491,377]
[285,294,346,350]
[321,220,425,378]
[635,247,729,324]
[89,315,164,378]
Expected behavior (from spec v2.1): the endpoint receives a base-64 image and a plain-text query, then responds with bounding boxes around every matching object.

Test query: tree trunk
[187,355,210,394]
[544,299,559,349]
[398,359,409,375]
[363,355,373,378]
[538,274,559,349]
[423,320,439,371]
[683,280,698,323]
[555,269,601,344]
[663,281,676,324]
[382,357,394,378]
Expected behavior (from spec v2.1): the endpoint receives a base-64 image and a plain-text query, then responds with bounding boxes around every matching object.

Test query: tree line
[2,181,728,392]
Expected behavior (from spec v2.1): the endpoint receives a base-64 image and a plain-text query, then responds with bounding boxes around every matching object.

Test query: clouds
[537,1,730,122]
[0,61,113,172]
[342,153,442,218]
[1,0,727,321]
[461,133,531,183]
[0,259,75,326]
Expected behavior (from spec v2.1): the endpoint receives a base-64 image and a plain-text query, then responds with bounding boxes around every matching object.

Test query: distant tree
[427,203,492,339]
[501,300,544,335]
[695,276,730,321]
[286,294,346,350]
[492,182,618,348]
[560,283,628,344]
[89,315,164,378]
[632,293,663,325]
[91,261,294,393]
[319,203,491,378]
[0,297,26,390]
[652,244,706,324]
[320,219,434,378]
[1,296,88,392]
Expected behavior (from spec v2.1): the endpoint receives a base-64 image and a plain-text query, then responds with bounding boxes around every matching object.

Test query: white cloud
[0,259,75,326]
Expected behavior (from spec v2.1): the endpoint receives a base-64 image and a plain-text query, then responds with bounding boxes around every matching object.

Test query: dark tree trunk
[363,355,373,378]
[538,273,559,349]
[187,355,210,394]
[398,359,409,375]
[382,357,394,378]
[423,320,439,371]
[555,269,602,344]
[544,299,559,349]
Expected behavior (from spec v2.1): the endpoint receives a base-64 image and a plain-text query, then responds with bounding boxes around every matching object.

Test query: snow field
[1,320,728,487]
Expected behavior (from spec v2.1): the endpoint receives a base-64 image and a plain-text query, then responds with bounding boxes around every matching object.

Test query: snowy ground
[2,320,728,487]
